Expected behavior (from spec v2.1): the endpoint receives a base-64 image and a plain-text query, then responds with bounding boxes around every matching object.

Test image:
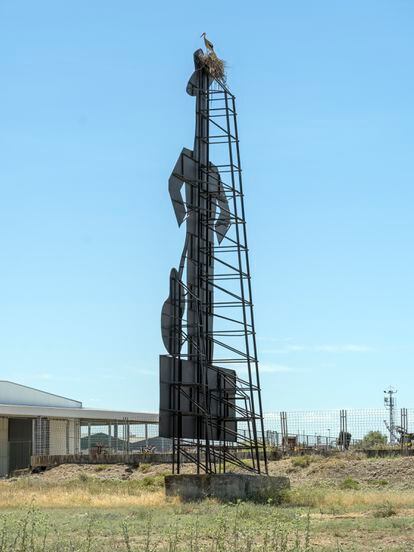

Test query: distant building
[0,381,158,476]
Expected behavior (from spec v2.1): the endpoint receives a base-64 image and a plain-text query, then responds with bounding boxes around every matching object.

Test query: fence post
[32,419,37,456]
[114,422,119,453]
[122,418,126,454]
[280,412,288,452]
[401,408,408,432]
[400,408,408,451]
[339,409,348,451]
[66,420,69,455]
[75,420,80,454]
[87,423,91,453]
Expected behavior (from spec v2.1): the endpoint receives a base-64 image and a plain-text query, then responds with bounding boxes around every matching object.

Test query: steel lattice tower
[159,49,267,475]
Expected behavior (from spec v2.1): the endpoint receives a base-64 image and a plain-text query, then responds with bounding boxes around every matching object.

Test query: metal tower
[159,49,267,475]
[384,387,397,445]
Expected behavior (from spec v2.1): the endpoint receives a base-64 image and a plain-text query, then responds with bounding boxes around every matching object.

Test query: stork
[200,32,214,53]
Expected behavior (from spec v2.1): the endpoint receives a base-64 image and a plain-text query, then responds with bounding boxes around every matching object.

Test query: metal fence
[32,408,414,458]
[79,421,165,454]
[32,418,162,456]
[261,408,413,451]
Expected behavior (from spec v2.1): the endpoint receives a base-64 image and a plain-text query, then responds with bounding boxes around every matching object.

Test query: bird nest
[200,52,226,83]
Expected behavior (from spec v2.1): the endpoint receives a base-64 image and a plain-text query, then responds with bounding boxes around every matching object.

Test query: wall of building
[49,419,79,454]
[0,418,8,477]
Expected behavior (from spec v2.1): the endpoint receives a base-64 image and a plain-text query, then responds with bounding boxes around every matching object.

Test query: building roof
[0,381,158,424]
[0,381,82,408]
[0,403,158,423]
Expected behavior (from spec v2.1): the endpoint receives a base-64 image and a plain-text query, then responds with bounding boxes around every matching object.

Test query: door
[8,418,32,472]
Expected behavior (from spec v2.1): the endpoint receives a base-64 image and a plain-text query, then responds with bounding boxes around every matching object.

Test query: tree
[360,430,388,448]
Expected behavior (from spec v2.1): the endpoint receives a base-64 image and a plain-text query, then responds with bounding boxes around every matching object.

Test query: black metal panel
[159,355,237,442]
[161,268,184,355]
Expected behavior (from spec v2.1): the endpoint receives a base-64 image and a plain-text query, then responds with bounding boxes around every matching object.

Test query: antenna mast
[384,386,397,445]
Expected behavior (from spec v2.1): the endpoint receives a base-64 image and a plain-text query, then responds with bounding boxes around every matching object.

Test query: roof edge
[0,380,82,407]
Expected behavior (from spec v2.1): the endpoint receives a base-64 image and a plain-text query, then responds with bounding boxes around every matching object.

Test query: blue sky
[1,1,413,412]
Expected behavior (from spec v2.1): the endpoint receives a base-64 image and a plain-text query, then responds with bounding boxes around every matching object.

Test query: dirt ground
[21,453,414,490]
[268,453,414,489]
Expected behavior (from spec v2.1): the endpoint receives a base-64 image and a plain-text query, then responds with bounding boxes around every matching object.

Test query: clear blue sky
[1,1,413,413]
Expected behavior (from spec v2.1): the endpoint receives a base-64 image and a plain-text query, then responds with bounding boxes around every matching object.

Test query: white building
[0,381,158,476]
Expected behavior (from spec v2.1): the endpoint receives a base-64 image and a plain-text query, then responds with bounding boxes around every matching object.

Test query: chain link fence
[32,418,162,456]
[31,408,414,458]
[262,408,414,452]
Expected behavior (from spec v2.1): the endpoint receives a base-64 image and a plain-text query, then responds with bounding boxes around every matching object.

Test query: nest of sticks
[200,52,226,83]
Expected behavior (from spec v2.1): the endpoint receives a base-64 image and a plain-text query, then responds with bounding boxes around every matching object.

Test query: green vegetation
[94,465,110,472]
[360,431,388,449]
[2,456,414,551]
[0,503,312,552]
[373,501,397,518]
[0,486,413,551]
[339,477,360,490]
[368,479,388,487]
[291,455,314,469]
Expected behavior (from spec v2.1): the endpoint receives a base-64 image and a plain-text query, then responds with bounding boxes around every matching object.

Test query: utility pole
[384,387,397,445]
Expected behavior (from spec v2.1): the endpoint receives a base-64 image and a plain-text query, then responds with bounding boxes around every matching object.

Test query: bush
[291,455,313,468]
[368,479,388,487]
[373,501,397,518]
[339,477,360,490]
[360,431,388,449]
[94,465,108,472]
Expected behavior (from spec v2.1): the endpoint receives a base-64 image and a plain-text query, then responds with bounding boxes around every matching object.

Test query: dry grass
[0,477,172,509]
[2,461,414,551]
[200,52,226,82]
[2,473,414,516]
[0,487,168,509]
[287,486,414,512]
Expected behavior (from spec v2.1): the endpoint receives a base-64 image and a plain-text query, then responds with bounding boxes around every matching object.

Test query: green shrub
[282,486,326,508]
[291,455,313,468]
[373,501,396,518]
[339,477,360,490]
[368,479,388,487]
[360,431,388,449]
[140,475,164,488]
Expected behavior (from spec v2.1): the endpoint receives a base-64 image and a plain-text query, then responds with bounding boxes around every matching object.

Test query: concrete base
[165,473,290,503]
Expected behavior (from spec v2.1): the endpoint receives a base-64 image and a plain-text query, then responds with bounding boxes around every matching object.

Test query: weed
[339,477,360,490]
[291,455,314,469]
[369,479,388,487]
[122,520,132,552]
[373,501,397,518]
[94,465,109,472]
[0,505,314,551]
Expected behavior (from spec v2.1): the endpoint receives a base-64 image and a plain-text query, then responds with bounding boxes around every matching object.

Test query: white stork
[200,32,214,53]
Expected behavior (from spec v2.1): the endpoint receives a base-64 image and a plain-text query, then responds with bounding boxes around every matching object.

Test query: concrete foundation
[165,473,290,503]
